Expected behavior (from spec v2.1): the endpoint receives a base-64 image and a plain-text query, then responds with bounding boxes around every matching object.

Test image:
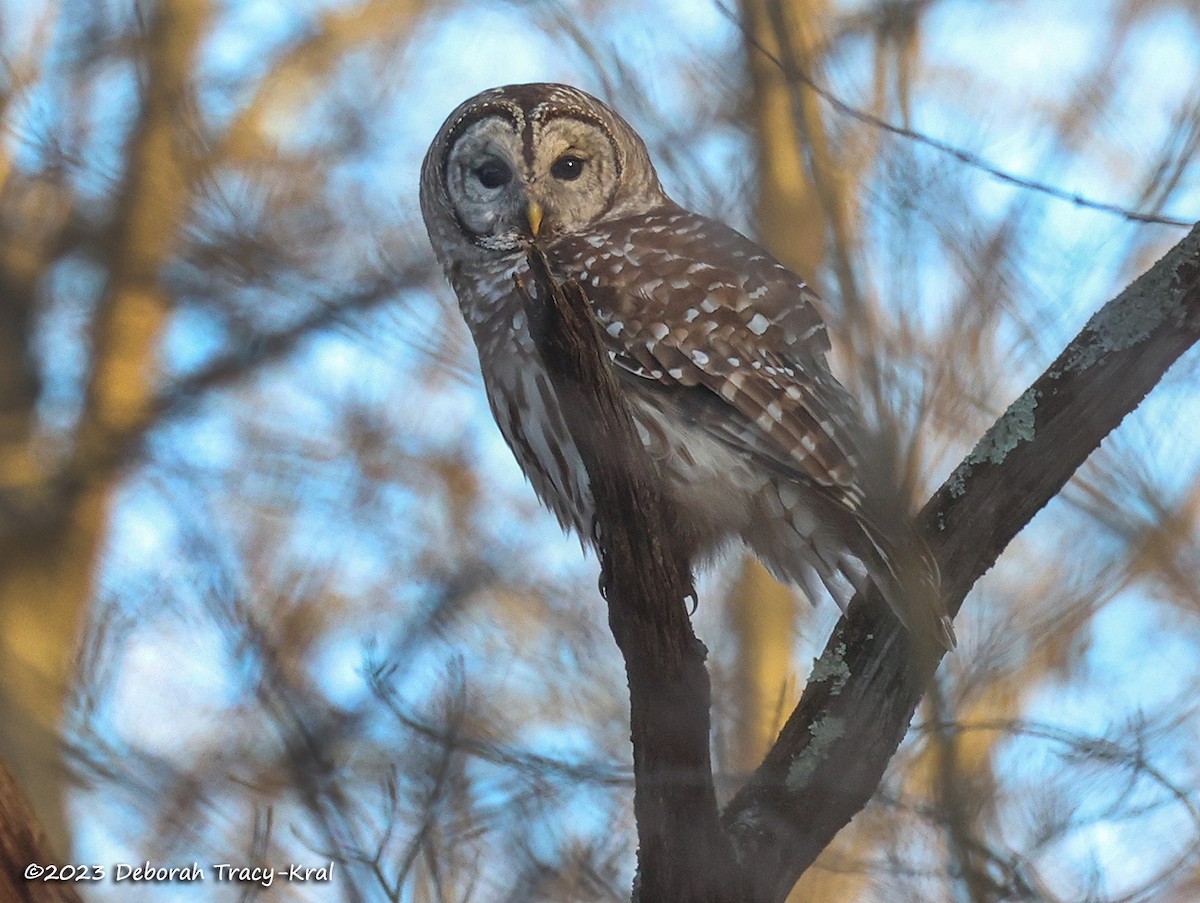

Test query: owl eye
[473,158,512,189]
[551,154,586,181]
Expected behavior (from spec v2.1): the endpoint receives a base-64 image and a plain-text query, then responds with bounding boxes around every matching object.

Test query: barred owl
[420,83,952,649]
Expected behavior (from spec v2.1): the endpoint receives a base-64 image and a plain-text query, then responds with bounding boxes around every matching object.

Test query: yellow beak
[526,201,544,238]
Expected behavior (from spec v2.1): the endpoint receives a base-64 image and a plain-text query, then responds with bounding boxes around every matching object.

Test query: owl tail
[752,484,955,652]
[838,511,956,652]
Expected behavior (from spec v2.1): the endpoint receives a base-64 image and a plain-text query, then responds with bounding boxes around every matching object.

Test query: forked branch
[518,223,1200,903]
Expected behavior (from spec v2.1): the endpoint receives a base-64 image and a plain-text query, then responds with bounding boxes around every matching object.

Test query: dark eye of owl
[473,158,512,189]
[551,154,586,181]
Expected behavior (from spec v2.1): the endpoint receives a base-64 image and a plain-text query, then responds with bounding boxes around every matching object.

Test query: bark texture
[520,221,1200,901]
[518,251,742,901]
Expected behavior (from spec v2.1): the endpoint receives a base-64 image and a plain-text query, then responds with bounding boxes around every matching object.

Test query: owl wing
[549,210,953,648]
[551,207,865,503]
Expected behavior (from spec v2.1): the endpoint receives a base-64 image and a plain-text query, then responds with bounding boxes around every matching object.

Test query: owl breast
[448,237,767,558]
[423,82,952,647]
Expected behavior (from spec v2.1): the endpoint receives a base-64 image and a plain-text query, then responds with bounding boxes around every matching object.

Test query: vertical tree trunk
[731,0,840,789]
[740,0,836,277]
[735,2,900,898]
[0,0,210,853]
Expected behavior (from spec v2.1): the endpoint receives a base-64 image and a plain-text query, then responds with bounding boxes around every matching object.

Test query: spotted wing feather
[548,205,952,647]
[550,205,861,498]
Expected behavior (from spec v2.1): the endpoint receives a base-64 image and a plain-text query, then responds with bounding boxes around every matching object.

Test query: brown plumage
[420,82,953,649]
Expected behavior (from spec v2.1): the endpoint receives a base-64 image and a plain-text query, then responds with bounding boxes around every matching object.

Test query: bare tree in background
[0,0,437,859]
[0,1,1198,901]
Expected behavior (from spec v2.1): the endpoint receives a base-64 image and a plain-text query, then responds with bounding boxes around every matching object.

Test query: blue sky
[44,0,1200,898]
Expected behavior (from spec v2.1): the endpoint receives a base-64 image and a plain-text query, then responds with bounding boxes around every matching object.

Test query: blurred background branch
[0,0,1196,900]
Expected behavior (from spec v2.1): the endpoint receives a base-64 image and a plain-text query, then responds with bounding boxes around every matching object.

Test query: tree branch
[517,221,1200,902]
[723,221,1200,899]
[516,250,741,902]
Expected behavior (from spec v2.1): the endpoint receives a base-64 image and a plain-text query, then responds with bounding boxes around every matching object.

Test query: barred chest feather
[422,83,952,648]
[449,249,768,558]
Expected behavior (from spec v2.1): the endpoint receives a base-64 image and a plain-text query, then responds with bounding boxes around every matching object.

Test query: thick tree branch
[517,222,1200,902]
[516,250,740,902]
[723,222,1200,899]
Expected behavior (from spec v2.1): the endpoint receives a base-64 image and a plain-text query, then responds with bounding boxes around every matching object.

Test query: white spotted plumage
[420,82,953,648]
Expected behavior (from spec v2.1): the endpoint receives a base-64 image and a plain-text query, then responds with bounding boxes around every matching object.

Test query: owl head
[420,83,669,256]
